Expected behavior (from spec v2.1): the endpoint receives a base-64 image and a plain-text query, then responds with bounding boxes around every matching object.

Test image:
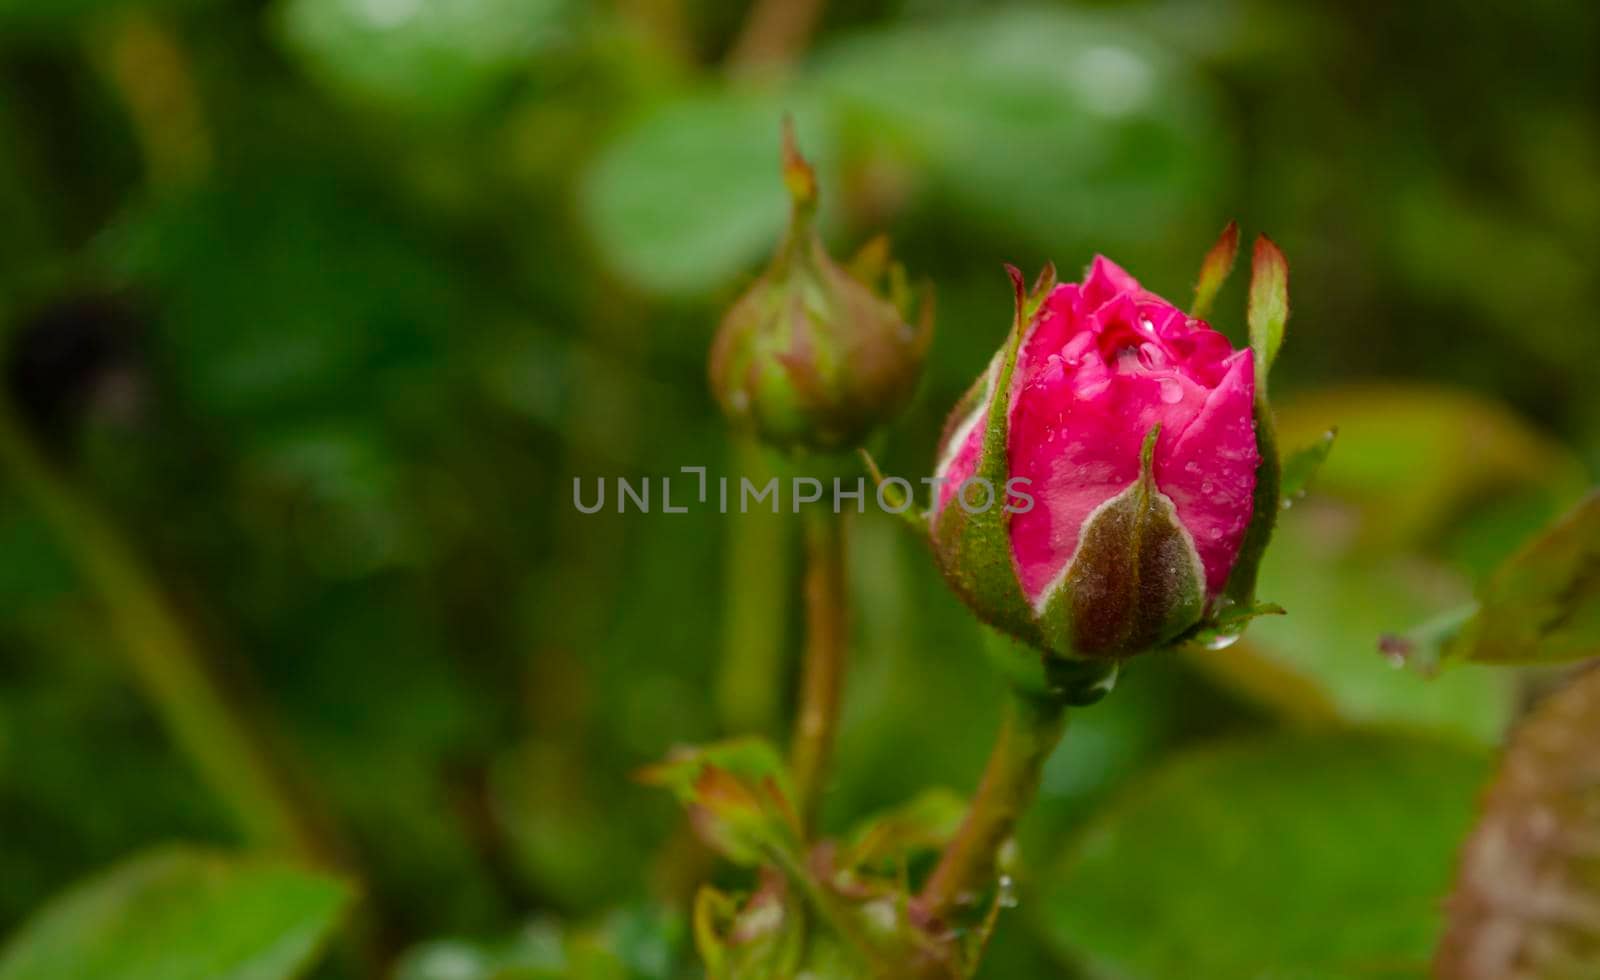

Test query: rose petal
[1157,349,1260,594]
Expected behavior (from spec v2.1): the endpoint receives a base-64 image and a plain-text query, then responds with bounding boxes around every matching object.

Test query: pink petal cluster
[936,257,1259,605]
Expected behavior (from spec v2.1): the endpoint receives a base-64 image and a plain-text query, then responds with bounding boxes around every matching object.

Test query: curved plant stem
[917,688,1068,923]
[790,507,848,834]
[0,406,337,863]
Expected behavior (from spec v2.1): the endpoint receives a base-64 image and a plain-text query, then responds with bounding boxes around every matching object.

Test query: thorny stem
[790,507,848,834]
[917,688,1068,924]
[0,405,338,864]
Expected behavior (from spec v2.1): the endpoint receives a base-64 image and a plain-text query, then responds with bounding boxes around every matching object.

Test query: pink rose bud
[709,120,932,453]
[930,244,1286,664]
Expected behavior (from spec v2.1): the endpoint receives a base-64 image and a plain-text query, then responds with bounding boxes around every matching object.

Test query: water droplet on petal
[1158,378,1183,404]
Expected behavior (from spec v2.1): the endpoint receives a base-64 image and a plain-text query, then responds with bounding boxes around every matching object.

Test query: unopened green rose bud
[708,120,931,454]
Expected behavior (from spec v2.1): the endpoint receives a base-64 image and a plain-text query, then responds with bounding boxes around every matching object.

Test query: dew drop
[1201,480,1214,494]
[1202,629,1242,651]
[1158,378,1183,404]
[997,875,1019,908]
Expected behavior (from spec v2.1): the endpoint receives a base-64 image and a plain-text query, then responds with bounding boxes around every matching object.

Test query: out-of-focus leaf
[1436,666,1600,979]
[812,8,1226,254]
[1445,491,1600,666]
[274,0,568,120]
[100,173,460,426]
[1040,735,1488,979]
[394,905,688,980]
[1193,507,1514,744]
[581,94,834,298]
[1279,427,1335,502]
[0,0,200,32]
[0,847,351,980]
[1187,386,1588,742]
[694,877,805,980]
[840,787,965,872]
[637,738,802,868]
[1273,386,1588,554]
[395,933,563,980]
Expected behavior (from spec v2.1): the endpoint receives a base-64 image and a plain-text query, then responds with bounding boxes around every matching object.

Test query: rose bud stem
[916,685,1068,926]
[789,507,849,834]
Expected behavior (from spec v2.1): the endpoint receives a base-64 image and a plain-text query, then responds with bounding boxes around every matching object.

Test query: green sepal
[1190,220,1239,321]
[1209,235,1291,632]
[1181,599,1286,651]
[1218,397,1281,616]
[931,266,1044,649]
[1036,426,1207,659]
[1246,235,1289,394]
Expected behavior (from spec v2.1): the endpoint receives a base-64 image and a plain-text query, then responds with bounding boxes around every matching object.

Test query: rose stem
[789,506,849,834]
[917,687,1068,922]
[0,404,341,866]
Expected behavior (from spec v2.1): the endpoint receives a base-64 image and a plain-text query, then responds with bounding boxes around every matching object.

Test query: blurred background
[0,0,1596,976]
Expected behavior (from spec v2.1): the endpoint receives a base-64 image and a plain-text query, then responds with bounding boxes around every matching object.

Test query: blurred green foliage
[0,0,1597,976]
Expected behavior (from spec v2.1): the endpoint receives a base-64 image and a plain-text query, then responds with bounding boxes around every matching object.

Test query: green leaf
[1279,427,1336,502]
[0,848,352,980]
[1436,667,1600,978]
[1439,491,1600,667]
[1040,735,1489,979]
[580,94,835,298]
[274,0,568,120]
[1245,235,1288,391]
